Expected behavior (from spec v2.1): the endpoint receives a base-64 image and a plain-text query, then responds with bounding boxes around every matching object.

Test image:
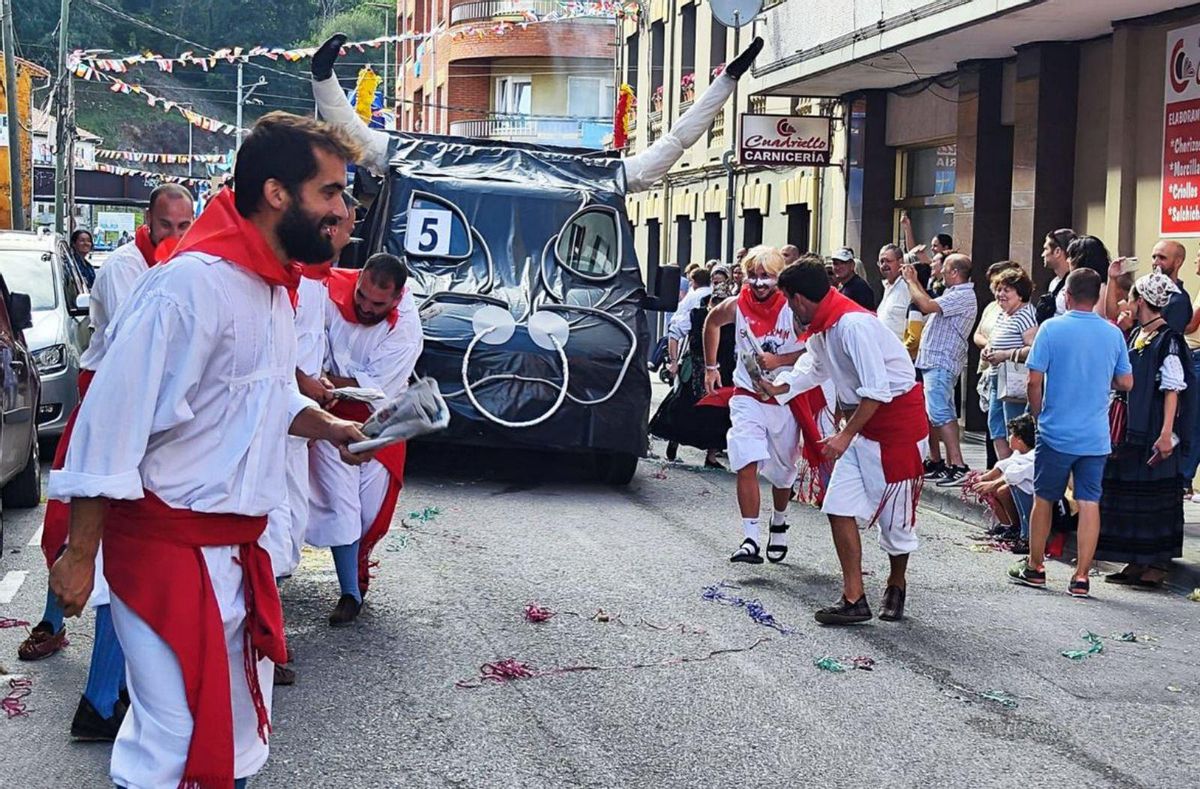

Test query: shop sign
[1162,22,1200,235]
[739,114,832,166]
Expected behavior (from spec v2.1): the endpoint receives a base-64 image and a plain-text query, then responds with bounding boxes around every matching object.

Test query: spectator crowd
[651,220,1200,598]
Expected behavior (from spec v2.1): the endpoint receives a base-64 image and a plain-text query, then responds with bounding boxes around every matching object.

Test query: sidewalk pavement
[919,433,1200,598]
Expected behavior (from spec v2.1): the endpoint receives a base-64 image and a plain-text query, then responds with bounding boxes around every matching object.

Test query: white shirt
[996,448,1035,495]
[78,239,151,371]
[324,288,423,403]
[776,311,916,409]
[667,285,711,342]
[732,296,804,391]
[877,277,910,339]
[294,276,327,376]
[49,252,317,515]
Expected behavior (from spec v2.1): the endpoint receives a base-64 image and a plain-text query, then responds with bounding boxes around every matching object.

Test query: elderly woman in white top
[980,266,1038,460]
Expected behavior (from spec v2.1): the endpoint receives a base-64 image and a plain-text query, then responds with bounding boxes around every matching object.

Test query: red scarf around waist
[859,383,928,484]
[697,384,828,483]
[103,492,286,789]
[329,400,407,596]
[41,369,97,566]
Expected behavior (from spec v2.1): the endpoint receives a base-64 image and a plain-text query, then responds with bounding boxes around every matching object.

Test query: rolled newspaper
[348,376,451,453]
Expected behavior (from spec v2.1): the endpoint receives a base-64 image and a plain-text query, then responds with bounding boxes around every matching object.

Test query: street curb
[918,484,1200,598]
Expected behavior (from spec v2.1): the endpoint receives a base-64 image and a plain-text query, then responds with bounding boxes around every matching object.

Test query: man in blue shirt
[1010,268,1133,597]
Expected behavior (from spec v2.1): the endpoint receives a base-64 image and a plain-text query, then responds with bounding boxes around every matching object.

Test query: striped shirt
[915,283,978,375]
[989,303,1036,352]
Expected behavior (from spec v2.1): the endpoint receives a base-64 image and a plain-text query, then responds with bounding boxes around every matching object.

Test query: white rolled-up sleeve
[843,322,895,403]
[49,291,213,501]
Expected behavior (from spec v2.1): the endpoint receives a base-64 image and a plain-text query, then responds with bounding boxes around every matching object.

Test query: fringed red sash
[41,370,96,567]
[103,492,286,789]
[329,400,406,595]
[859,383,929,530]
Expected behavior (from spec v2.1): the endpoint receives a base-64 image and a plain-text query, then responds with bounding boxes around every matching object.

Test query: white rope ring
[460,326,571,429]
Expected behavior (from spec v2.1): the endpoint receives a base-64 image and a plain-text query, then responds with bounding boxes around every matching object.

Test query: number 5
[418,215,439,252]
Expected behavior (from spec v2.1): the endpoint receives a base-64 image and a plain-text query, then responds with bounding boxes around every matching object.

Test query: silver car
[0,231,91,440]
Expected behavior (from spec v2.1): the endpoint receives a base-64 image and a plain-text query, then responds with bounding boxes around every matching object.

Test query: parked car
[0,269,42,553]
[0,230,91,440]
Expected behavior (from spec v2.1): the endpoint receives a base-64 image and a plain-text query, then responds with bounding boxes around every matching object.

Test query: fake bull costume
[49,190,311,788]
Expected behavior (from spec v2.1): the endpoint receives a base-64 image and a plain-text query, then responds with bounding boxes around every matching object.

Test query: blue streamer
[701,583,795,635]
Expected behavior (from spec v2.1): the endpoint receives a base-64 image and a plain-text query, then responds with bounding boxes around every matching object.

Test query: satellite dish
[711,0,761,28]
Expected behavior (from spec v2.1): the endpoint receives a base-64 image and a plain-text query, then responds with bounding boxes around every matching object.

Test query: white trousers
[108,546,274,789]
[726,396,800,489]
[821,435,926,556]
[305,441,390,548]
[261,436,312,578]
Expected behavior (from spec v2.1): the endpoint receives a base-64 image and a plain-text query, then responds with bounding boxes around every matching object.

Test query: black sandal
[766,523,789,563]
[730,538,764,564]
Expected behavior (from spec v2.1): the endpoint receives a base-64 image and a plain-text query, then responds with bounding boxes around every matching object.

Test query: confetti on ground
[1061,631,1104,661]
[523,603,556,623]
[651,464,669,480]
[701,583,795,634]
[385,534,410,552]
[976,689,1019,708]
[0,618,31,629]
[1188,588,1200,602]
[814,656,876,673]
[405,506,441,523]
[1167,685,1183,693]
[454,637,770,689]
[2,677,32,718]
[969,542,1012,554]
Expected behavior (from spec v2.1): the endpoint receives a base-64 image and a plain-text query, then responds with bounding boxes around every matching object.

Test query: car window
[404,192,472,260]
[554,206,620,279]
[0,250,57,310]
[61,252,82,307]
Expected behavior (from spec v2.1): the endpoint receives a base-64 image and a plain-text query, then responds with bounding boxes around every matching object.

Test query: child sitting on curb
[965,414,1037,553]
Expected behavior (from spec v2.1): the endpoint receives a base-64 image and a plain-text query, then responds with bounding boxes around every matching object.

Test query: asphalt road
[1,436,1198,788]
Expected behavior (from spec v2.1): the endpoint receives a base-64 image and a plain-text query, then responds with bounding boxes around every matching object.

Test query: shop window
[675,216,692,267]
[704,212,722,261]
[786,204,810,252]
[895,142,956,246]
[743,209,763,248]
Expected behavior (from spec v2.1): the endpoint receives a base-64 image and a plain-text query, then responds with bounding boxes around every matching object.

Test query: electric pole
[234,62,266,151]
[2,0,25,230]
[53,0,72,234]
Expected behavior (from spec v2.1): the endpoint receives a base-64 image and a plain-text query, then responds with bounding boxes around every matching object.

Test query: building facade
[621,0,838,276]
[396,0,616,148]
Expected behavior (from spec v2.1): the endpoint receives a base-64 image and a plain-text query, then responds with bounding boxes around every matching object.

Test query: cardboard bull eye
[528,311,571,351]
[471,305,517,345]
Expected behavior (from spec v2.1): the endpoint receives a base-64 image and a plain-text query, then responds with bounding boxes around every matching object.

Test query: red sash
[103,492,285,789]
[329,400,406,595]
[41,370,97,567]
[736,286,786,339]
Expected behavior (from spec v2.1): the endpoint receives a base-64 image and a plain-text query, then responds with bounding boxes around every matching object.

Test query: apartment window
[709,19,727,76]
[647,218,661,273]
[896,142,956,246]
[680,5,696,97]
[626,32,640,92]
[675,216,692,267]
[743,209,763,248]
[650,21,665,96]
[496,76,532,115]
[786,204,810,251]
[568,77,615,118]
[704,212,722,261]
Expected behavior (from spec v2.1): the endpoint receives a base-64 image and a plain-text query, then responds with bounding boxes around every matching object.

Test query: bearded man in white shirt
[48,112,373,789]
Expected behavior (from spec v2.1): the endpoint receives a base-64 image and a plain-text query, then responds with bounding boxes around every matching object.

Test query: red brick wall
[447,63,491,130]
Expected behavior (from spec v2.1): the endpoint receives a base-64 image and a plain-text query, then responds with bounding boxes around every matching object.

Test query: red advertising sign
[1162,23,1200,236]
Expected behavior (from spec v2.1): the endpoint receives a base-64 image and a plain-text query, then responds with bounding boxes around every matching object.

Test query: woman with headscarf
[650,264,735,466]
[1099,271,1196,589]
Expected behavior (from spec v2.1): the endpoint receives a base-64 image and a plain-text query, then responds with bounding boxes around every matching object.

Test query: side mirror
[643,265,681,312]
[9,292,32,331]
[69,293,90,318]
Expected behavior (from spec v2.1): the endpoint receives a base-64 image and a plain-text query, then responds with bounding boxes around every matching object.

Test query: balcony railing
[449,116,611,148]
[708,110,724,147]
[648,109,662,143]
[449,0,560,25]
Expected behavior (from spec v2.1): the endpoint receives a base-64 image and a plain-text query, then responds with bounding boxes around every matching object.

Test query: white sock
[742,518,760,544]
[771,508,788,526]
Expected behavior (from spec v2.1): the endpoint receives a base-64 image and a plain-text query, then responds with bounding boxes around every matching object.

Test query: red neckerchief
[737,286,787,339]
[326,268,399,328]
[169,188,301,304]
[133,224,180,267]
[801,287,872,339]
[301,261,333,280]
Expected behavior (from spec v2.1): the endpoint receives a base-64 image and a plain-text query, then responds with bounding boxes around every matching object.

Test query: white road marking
[27,524,43,547]
[0,571,29,605]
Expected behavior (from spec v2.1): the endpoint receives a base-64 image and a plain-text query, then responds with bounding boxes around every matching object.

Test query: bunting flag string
[68,1,639,74]
[95,162,208,187]
[97,149,231,165]
[72,66,239,136]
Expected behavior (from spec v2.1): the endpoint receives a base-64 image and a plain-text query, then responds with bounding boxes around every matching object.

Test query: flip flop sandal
[766,523,789,563]
[730,538,764,564]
